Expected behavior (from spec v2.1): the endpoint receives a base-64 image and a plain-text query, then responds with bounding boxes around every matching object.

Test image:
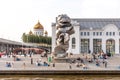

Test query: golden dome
[34,20,44,29]
[29,30,33,35]
[44,30,48,34]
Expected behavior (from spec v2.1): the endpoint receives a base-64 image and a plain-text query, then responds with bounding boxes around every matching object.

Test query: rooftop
[72,18,120,30]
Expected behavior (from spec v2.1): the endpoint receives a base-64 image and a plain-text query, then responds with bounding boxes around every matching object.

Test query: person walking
[23,62,26,69]
[69,63,72,69]
[53,62,55,67]
[31,58,33,64]
[105,61,107,68]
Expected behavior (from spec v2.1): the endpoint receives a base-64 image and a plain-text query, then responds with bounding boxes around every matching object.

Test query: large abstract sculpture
[53,14,74,58]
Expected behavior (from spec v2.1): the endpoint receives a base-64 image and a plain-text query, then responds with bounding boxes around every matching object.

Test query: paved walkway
[0,54,120,70]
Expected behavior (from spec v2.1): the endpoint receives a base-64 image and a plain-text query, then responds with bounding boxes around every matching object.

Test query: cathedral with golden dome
[29,20,48,36]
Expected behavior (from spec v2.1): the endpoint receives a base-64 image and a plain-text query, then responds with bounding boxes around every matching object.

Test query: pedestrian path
[0,54,120,70]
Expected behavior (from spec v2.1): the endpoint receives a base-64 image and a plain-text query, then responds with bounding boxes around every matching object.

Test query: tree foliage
[22,33,51,45]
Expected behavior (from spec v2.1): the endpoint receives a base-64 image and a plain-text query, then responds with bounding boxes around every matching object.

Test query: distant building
[52,18,120,55]
[28,20,48,36]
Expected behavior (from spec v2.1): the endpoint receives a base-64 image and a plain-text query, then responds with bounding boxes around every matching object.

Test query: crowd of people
[83,50,109,68]
[67,50,111,70]
[2,49,118,70]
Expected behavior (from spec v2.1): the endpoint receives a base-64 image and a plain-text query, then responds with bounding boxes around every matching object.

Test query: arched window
[72,38,76,49]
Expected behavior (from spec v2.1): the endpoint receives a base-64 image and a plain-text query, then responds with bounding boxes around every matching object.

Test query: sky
[0,0,120,42]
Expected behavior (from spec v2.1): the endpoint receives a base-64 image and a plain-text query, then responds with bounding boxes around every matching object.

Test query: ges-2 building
[52,18,120,55]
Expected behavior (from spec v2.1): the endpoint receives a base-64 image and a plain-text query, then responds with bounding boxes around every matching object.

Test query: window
[72,38,76,49]
[81,32,83,36]
[87,32,89,36]
[110,32,112,36]
[81,39,89,53]
[106,32,108,36]
[100,32,102,36]
[113,32,115,36]
[96,32,99,36]
[84,32,86,36]
[93,39,102,53]
[106,39,115,54]
[93,32,95,36]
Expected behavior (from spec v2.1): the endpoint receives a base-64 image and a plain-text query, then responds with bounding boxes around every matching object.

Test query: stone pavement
[0,54,120,70]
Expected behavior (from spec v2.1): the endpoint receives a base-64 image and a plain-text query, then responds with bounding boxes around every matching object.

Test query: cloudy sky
[0,0,120,42]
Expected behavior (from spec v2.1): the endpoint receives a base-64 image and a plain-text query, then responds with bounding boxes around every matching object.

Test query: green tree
[21,33,52,45]
[22,33,27,42]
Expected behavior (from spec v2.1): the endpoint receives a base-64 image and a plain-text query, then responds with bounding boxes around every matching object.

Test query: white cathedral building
[52,18,120,55]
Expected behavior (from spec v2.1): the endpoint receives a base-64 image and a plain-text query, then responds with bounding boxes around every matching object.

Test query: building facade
[52,18,120,55]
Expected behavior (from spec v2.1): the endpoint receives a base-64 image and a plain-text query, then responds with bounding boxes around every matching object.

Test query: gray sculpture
[53,14,74,58]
